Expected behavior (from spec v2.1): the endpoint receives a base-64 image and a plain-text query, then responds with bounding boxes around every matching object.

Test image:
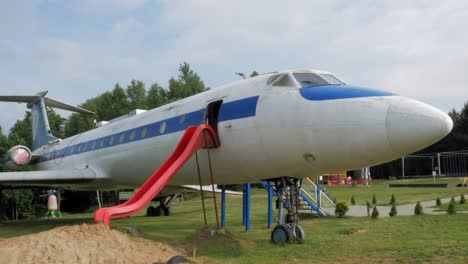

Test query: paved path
[322,195,468,217]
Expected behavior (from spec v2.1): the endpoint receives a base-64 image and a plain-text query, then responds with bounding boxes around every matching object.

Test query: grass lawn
[1,186,468,263]
[322,179,468,206]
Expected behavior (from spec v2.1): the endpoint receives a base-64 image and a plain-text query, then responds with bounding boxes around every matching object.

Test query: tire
[163,206,171,216]
[166,255,187,264]
[146,206,155,217]
[271,224,293,245]
[154,206,164,216]
[295,225,305,243]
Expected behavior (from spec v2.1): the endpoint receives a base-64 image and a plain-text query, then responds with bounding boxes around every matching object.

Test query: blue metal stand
[267,183,273,229]
[221,185,226,229]
[242,183,251,232]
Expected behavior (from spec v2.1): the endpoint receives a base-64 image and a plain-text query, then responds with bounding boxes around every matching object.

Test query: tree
[335,201,349,217]
[168,62,207,101]
[447,197,456,215]
[389,204,397,217]
[372,194,377,205]
[147,83,168,109]
[1,189,33,220]
[350,195,356,205]
[414,201,424,215]
[126,79,147,110]
[390,194,396,205]
[371,206,379,219]
[250,71,259,77]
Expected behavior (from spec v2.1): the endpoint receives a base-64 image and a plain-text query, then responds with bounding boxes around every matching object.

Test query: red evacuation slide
[94,124,219,227]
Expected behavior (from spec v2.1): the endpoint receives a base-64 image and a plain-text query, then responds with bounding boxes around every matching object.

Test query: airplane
[0,69,453,244]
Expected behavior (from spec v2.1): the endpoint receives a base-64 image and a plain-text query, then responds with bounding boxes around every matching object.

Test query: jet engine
[4,145,32,170]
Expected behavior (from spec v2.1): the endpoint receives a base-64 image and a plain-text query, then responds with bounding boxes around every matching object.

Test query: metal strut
[195,130,220,229]
[195,151,208,226]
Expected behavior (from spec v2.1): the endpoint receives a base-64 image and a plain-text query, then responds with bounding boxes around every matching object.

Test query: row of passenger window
[43,113,192,161]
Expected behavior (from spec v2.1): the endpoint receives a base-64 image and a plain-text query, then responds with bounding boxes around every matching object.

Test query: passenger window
[119,133,125,143]
[141,127,147,138]
[159,122,166,134]
[129,130,136,141]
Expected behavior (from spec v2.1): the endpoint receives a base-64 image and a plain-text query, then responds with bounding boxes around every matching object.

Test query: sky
[1,0,467,132]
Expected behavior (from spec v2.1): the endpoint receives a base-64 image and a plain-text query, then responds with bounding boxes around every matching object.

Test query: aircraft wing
[0,168,105,186]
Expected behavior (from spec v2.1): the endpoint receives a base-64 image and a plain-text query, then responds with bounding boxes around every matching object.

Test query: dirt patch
[353,228,368,235]
[0,224,185,264]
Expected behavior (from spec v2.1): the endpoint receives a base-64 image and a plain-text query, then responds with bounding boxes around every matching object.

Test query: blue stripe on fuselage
[299,85,394,101]
[37,96,260,163]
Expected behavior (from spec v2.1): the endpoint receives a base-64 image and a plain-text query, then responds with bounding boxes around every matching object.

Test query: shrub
[371,206,379,219]
[335,201,349,218]
[414,202,424,215]
[447,198,456,215]
[460,194,465,204]
[372,194,377,205]
[351,196,356,205]
[390,194,396,205]
[436,197,442,206]
[389,204,397,217]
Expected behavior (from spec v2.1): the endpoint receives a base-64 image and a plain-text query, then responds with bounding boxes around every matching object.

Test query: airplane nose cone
[386,97,453,154]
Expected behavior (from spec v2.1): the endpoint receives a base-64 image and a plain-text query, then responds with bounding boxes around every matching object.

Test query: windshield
[293,73,329,86]
[293,72,345,87]
[320,73,346,85]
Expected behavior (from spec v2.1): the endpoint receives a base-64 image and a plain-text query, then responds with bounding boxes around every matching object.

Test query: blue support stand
[242,183,251,232]
[267,183,273,229]
[221,185,226,229]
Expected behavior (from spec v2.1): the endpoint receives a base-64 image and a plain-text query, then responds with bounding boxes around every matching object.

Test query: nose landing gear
[269,177,305,245]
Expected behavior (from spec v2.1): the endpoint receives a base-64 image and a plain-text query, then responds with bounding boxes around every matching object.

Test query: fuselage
[31,69,453,190]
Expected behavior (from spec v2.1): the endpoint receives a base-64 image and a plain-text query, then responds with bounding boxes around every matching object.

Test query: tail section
[0,91,94,150]
[94,124,219,227]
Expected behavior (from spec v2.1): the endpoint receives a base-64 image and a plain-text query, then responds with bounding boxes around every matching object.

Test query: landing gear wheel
[271,224,293,245]
[146,206,155,217]
[295,225,305,243]
[154,206,165,216]
[163,206,171,216]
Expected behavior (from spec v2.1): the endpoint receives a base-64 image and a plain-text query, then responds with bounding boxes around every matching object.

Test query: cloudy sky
[1,0,467,132]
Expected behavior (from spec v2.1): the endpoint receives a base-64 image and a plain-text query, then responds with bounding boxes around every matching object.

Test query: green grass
[1,185,468,263]
[323,179,468,206]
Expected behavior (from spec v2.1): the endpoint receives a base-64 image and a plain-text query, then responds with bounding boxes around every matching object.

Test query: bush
[371,206,379,219]
[389,204,397,217]
[390,194,396,205]
[351,196,356,205]
[436,197,442,206]
[335,201,349,218]
[372,194,377,205]
[414,201,424,215]
[447,198,457,215]
[460,194,465,204]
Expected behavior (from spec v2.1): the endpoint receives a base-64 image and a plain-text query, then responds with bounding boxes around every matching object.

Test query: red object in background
[94,124,219,227]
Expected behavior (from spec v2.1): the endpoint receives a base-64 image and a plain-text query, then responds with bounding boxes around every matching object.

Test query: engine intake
[4,145,32,170]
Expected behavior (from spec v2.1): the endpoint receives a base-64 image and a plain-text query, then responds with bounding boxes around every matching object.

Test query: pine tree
[389,204,397,217]
[351,195,356,205]
[390,194,396,205]
[436,197,442,206]
[414,201,424,215]
[447,198,456,215]
[460,194,465,204]
[372,194,377,205]
[371,206,379,219]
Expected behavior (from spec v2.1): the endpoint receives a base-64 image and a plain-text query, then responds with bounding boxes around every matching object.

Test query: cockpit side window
[321,73,346,85]
[267,74,296,87]
[293,73,329,87]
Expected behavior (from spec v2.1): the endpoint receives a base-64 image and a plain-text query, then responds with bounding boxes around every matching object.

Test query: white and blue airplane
[0,69,452,243]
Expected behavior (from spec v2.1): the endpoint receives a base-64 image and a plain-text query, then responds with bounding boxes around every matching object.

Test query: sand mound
[0,224,185,264]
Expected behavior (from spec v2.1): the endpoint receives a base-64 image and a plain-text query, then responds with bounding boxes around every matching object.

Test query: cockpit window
[320,73,346,85]
[293,73,329,86]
